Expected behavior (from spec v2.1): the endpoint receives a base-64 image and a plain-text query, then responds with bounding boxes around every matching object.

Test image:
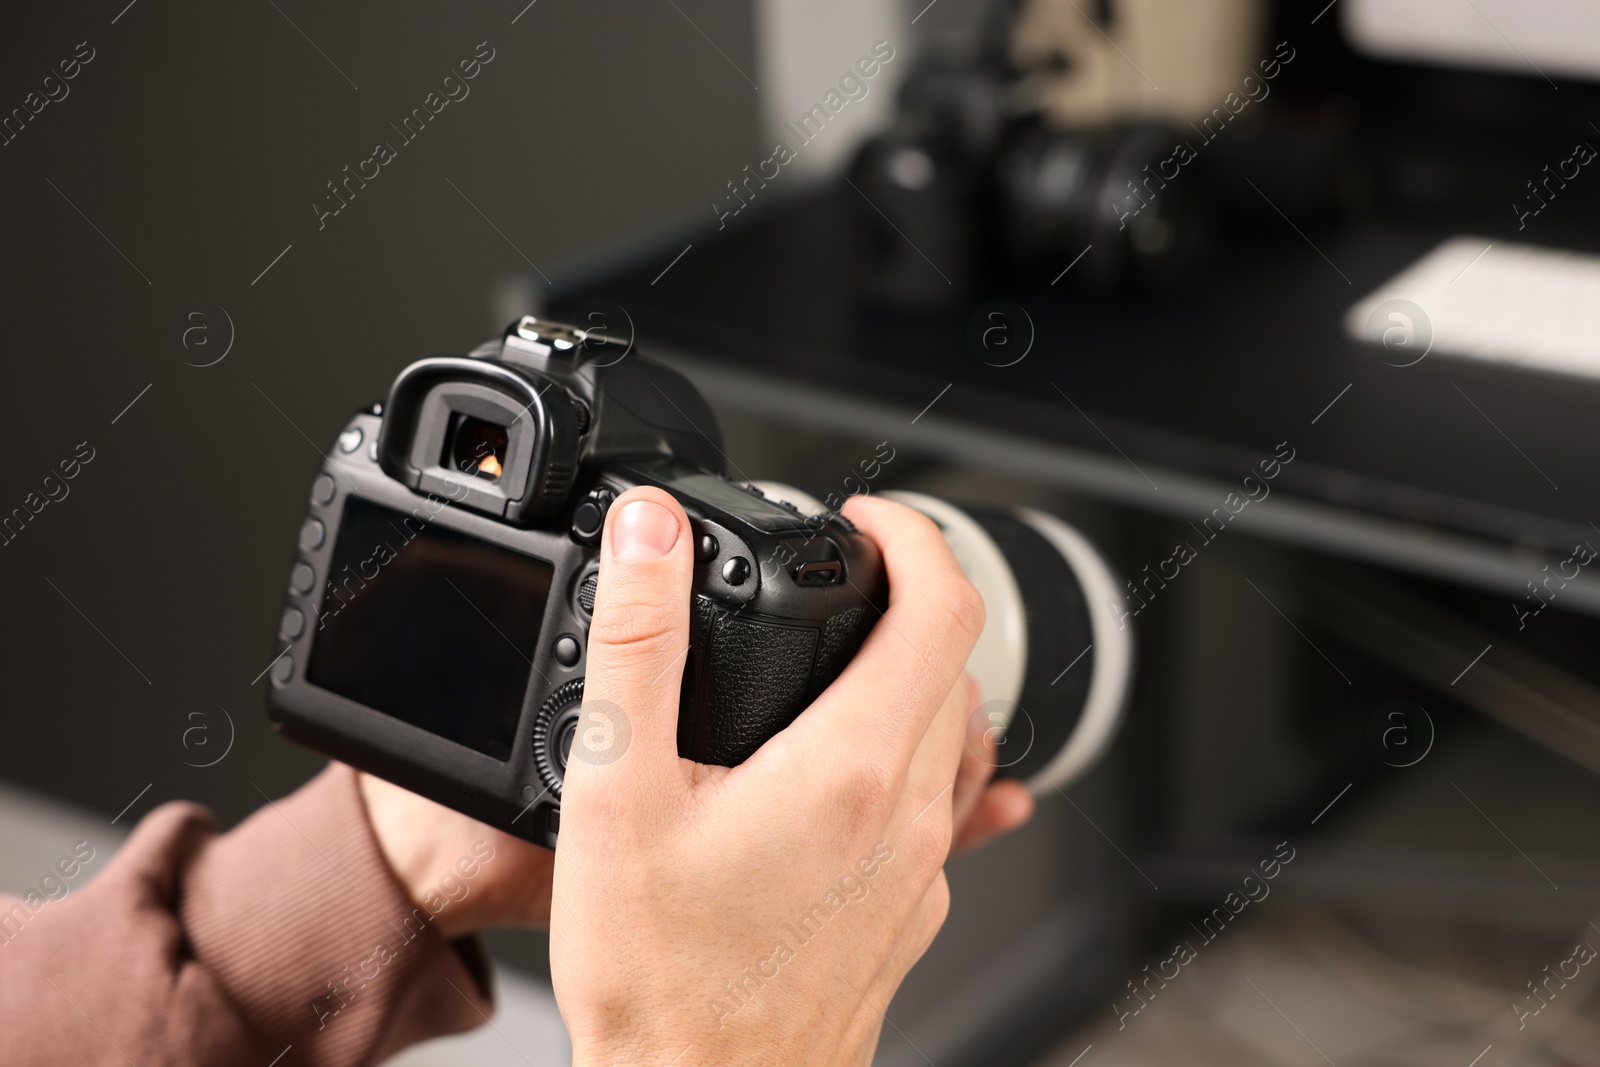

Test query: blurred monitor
[1343,0,1600,84]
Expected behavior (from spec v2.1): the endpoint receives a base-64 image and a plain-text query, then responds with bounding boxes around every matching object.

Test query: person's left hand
[358,772,556,938]
[357,678,1033,939]
[950,676,1036,854]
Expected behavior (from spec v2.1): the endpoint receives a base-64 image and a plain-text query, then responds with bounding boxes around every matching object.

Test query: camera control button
[794,560,843,587]
[576,572,599,615]
[280,607,306,640]
[554,634,582,668]
[298,518,326,552]
[338,427,363,453]
[571,488,614,543]
[722,556,752,586]
[311,473,336,506]
[289,562,315,595]
[270,653,295,687]
[572,503,604,540]
[695,533,719,561]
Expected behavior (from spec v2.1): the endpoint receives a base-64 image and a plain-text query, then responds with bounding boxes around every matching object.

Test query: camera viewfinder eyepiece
[449,415,510,481]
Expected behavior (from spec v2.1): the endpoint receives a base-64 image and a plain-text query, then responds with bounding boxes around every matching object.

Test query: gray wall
[0,0,760,825]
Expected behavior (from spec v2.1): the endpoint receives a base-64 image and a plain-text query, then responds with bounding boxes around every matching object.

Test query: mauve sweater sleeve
[0,764,496,1067]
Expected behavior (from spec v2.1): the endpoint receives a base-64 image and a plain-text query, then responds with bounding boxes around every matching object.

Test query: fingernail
[612,500,680,561]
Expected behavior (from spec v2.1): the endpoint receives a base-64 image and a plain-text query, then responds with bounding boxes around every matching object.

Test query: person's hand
[357,701,1030,943]
[950,677,1036,854]
[358,771,555,938]
[357,495,1033,944]
[549,489,988,1066]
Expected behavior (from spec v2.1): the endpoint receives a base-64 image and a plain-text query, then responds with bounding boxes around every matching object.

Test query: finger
[950,676,995,834]
[564,487,693,802]
[894,670,970,855]
[951,781,1035,854]
[909,869,952,963]
[799,496,985,773]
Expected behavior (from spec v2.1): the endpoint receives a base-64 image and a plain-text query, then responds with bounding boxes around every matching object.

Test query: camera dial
[534,679,587,798]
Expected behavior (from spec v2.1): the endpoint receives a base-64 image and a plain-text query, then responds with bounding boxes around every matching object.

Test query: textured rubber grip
[678,597,877,766]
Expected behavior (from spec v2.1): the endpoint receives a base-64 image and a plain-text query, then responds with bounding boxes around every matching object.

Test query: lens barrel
[881,492,1135,793]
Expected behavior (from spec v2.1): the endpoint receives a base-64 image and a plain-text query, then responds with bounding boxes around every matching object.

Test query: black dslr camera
[266,317,885,849]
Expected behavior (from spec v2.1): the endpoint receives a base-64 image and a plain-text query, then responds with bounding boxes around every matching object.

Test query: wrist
[357,771,487,939]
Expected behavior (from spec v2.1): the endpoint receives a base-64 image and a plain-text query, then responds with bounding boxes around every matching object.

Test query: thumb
[564,487,693,806]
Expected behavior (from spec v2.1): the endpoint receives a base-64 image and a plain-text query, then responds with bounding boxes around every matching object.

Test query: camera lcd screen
[306,497,553,761]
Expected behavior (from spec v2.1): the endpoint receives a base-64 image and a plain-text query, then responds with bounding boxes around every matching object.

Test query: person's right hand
[549,488,986,1067]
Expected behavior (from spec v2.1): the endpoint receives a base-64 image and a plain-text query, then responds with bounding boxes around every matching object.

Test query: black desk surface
[555,186,1600,602]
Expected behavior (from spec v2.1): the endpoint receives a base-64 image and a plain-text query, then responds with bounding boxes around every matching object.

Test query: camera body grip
[682,597,878,765]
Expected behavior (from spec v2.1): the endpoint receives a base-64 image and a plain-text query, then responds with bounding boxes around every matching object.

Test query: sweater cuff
[179,764,495,1067]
